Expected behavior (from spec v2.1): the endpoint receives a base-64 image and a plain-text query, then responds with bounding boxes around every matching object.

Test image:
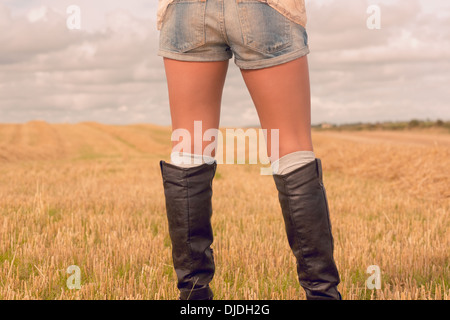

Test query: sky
[0,0,449,126]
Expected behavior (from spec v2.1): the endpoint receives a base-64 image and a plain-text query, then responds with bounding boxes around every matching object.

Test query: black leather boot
[272,158,341,300]
[159,160,217,300]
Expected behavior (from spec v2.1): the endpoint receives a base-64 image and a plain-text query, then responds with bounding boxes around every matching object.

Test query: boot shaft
[160,160,217,300]
[273,158,341,300]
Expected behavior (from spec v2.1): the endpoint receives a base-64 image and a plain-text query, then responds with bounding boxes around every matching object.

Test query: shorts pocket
[237,1,292,54]
[160,0,207,53]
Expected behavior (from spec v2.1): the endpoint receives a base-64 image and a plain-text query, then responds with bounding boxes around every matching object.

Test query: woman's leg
[240,55,313,160]
[240,56,341,300]
[164,58,229,156]
[160,58,228,300]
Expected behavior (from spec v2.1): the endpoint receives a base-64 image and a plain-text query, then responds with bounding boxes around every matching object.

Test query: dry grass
[0,121,448,300]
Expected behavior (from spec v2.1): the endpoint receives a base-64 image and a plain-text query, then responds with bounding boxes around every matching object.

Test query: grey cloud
[0,4,169,125]
[305,0,449,124]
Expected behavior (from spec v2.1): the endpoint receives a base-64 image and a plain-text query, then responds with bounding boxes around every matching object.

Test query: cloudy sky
[0,0,449,126]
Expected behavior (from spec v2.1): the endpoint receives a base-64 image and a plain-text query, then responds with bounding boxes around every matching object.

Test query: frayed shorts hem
[236,46,310,70]
[157,46,310,70]
[157,49,233,63]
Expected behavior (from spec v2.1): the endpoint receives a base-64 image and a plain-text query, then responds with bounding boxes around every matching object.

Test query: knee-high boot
[272,158,341,300]
[159,160,217,300]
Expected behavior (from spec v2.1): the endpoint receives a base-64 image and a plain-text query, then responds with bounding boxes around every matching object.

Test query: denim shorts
[158,0,310,69]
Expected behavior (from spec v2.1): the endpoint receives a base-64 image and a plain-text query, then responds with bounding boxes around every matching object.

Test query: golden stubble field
[0,121,448,300]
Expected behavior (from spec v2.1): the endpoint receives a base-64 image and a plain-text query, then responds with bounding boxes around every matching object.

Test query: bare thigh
[240,56,314,161]
[163,58,229,156]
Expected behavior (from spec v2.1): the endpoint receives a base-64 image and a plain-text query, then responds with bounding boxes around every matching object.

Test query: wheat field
[0,121,448,300]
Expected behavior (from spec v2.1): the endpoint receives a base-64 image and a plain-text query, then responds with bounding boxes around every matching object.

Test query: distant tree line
[312,119,450,132]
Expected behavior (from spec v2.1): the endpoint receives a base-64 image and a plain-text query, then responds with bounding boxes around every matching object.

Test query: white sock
[170,152,216,168]
[271,151,316,175]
